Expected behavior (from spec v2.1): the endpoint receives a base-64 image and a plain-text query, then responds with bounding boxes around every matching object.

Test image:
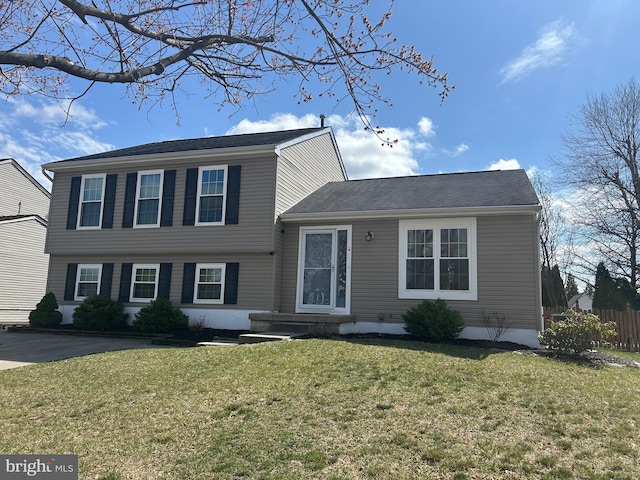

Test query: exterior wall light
[366,231,374,241]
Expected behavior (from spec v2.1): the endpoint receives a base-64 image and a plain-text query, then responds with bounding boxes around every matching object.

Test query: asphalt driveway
[0,329,173,370]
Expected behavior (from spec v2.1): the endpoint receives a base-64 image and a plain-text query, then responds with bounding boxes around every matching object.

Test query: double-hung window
[78,174,105,228]
[75,264,102,301]
[196,166,227,225]
[193,263,225,304]
[130,264,159,302]
[135,170,163,227]
[399,218,477,301]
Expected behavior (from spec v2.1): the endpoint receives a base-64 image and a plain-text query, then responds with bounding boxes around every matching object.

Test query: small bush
[539,309,617,355]
[29,292,63,327]
[403,299,464,342]
[481,310,512,342]
[132,298,189,334]
[73,295,129,331]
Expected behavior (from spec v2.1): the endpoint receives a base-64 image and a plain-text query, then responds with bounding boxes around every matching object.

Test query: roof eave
[280,204,541,223]
[42,144,277,172]
[0,214,48,227]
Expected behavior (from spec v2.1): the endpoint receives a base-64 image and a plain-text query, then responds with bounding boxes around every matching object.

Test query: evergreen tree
[565,273,580,301]
[592,262,627,310]
[542,265,568,307]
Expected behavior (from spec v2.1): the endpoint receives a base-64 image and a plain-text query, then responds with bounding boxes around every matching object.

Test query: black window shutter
[100,263,114,298]
[64,263,78,301]
[181,263,196,304]
[66,177,81,230]
[122,172,137,228]
[158,263,172,299]
[160,170,176,227]
[183,168,198,226]
[118,263,133,303]
[225,165,241,225]
[102,174,117,228]
[224,262,239,305]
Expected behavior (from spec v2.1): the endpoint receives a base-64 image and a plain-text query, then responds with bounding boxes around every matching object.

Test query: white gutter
[280,204,541,222]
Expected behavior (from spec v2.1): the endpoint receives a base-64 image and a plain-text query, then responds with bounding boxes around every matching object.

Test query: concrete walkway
[0,329,173,370]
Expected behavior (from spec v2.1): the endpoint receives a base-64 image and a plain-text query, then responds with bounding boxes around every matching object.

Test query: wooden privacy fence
[543,306,640,351]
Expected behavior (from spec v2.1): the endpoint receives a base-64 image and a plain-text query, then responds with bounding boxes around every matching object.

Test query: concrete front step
[248,313,356,336]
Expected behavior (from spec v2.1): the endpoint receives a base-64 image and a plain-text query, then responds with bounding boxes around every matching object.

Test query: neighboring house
[0,159,51,324]
[42,127,542,346]
[568,293,593,312]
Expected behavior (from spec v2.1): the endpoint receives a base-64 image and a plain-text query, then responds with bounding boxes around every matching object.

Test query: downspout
[535,210,544,334]
[41,166,54,184]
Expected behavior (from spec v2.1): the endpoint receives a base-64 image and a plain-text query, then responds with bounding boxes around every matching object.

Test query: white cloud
[10,97,108,130]
[0,98,113,188]
[443,143,469,157]
[500,19,577,83]
[488,158,521,170]
[418,117,436,137]
[226,113,425,179]
[225,113,319,134]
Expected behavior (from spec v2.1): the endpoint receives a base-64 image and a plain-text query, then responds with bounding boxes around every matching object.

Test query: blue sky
[1,0,637,187]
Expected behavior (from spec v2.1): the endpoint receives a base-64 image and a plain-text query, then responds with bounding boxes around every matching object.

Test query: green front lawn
[1,339,639,479]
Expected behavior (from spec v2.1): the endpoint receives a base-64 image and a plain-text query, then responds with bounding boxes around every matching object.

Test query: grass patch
[1,339,640,478]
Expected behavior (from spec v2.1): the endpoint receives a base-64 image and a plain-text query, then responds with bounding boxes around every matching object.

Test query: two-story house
[0,158,51,324]
[42,127,542,346]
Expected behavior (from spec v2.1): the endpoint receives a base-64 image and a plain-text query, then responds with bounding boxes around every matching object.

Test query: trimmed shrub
[29,292,63,327]
[403,299,464,342]
[132,298,189,334]
[73,295,129,331]
[539,309,617,355]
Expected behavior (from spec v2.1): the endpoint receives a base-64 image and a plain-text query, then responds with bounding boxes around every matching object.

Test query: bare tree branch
[0,0,453,138]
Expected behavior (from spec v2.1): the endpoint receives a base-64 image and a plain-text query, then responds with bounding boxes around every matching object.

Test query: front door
[296,227,351,313]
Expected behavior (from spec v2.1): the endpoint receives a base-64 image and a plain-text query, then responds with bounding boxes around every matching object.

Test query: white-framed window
[398,218,477,301]
[195,165,227,225]
[134,170,164,227]
[75,264,102,301]
[77,174,106,229]
[193,263,225,304]
[130,264,159,302]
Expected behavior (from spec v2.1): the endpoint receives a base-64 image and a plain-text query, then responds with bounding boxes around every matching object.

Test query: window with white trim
[399,218,477,301]
[130,264,159,302]
[78,174,106,228]
[193,263,225,304]
[75,264,102,300]
[135,170,163,227]
[196,166,227,225]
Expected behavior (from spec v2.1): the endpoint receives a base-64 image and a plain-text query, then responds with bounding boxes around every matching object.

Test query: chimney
[320,114,325,128]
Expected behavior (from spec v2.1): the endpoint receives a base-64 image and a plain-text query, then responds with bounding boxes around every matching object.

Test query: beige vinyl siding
[45,155,278,255]
[0,160,50,218]
[48,252,275,310]
[0,218,49,323]
[280,214,541,331]
[274,132,346,218]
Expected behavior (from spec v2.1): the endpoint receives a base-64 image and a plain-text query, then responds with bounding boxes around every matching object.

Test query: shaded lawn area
[1,339,639,479]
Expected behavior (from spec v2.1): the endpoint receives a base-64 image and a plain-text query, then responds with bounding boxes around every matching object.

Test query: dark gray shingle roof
[51,128,325,163]
[283,169,539,216]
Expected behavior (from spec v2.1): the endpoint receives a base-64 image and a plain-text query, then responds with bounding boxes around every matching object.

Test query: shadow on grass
[338,335,521,361]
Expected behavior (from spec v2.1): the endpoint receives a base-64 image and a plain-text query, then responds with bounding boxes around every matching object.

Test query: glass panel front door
[298,228,350,313]
[302,232,333,306]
